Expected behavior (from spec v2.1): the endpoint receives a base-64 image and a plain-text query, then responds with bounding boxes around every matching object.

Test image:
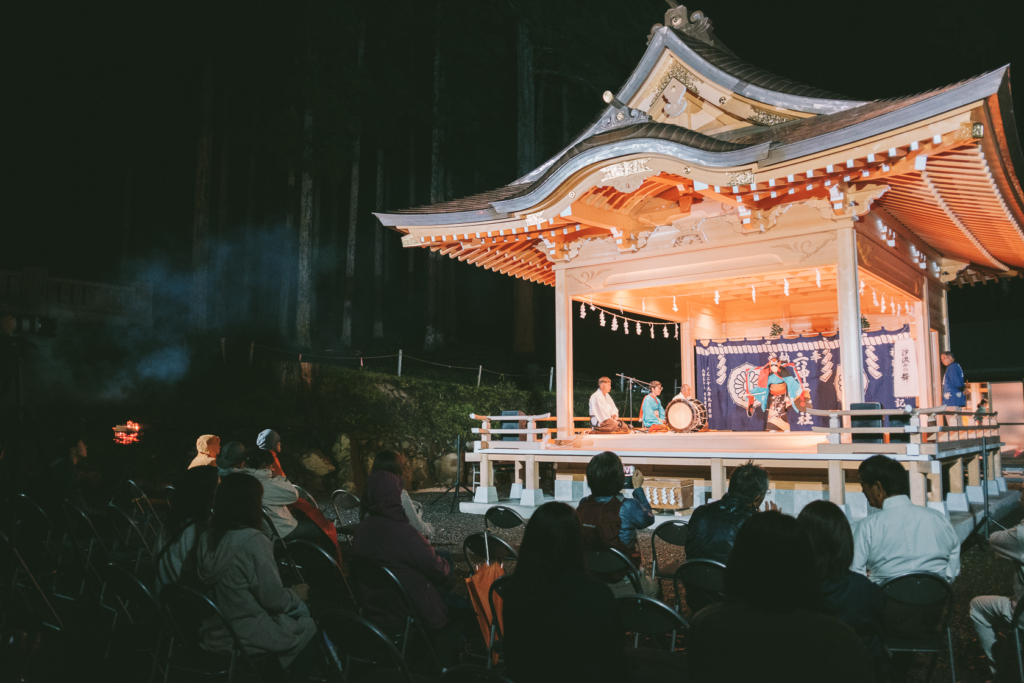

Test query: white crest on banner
[864,345,884,380]
[729,363,760,409]
[834,364,870,403]
[716,352,728,385]
[819,348,834,381]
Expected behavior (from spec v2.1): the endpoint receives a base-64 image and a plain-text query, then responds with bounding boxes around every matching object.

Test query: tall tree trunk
[406,130,417,301]
[215,80,231,328]
[340,24,366,348]
[513,20,536,355]
[279,170,295,340]
[373,146,385,342]
[423,16,445,352]
[189,61,215,334]
[241,146,258,325]
[561,80,571,146]
[296,110,315,347]
[120,159,132,280]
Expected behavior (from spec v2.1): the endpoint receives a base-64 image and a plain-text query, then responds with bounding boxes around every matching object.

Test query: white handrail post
[398,349,403,376]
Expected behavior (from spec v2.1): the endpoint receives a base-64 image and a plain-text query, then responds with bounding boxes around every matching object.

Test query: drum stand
[429,435,475,513]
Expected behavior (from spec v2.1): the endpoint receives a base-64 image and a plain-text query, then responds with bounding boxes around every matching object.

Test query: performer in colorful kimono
[745,354,803,432]
[641,381,669,431]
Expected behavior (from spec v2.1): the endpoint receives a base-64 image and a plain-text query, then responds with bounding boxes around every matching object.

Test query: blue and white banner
[695,334,841,432]
[694,325,917,432]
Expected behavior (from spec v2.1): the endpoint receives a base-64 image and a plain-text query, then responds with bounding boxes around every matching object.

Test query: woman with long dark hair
[503,502,625,683]
[798,500,887,674]
[154,465,218,590]
[195,473,316,681]
[690,511,875,682]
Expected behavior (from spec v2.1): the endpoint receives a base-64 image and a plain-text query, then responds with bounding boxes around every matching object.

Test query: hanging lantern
[783,278,790,296]
[672,296,678,312]
[599,310,606,327]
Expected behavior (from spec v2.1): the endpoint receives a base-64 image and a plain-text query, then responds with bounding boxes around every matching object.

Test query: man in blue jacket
[940,351,968,425]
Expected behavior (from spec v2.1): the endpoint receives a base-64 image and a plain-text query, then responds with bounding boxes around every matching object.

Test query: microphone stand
[617,374,651,424]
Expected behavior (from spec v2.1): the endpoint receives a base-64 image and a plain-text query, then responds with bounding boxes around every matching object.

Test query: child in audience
[504,502,625,683]
[195,473,316,682]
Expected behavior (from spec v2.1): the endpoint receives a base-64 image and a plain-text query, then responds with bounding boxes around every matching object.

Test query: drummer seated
[641,381,669,432]
[672,383,693,402]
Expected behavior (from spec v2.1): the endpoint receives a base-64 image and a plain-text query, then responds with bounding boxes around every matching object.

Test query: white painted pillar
[554,269,575,438]
[680,319,694,395]
[836,227,864,408]
[913,295,932,409]
[940,287,951,353]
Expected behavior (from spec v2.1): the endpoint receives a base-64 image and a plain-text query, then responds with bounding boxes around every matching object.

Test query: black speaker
[851,402,883,443]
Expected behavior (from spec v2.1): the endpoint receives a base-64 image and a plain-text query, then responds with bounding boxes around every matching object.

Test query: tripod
[430,435,475,513]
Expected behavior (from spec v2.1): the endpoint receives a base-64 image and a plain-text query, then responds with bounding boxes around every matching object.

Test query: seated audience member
[257,429,286,476]
[366,450,434,539]
[970,511,1024,678]
[216,441,246,479]
[188,434,220,469]
[195,473,316,681]
[577,451,658,597]
[504,502,626,683]
[852,455,960,585]
[242,449,321,542]
[690,511,876,683]
[352,468,461,666]
[50,434,91,511]
[685,461,774,564]
[798,500,887,675]
[155,465,219,591]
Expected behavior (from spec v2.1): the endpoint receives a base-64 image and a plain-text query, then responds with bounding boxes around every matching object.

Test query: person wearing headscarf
[189,434,221,469]
[217,441,247,478]
[257,429,286,477]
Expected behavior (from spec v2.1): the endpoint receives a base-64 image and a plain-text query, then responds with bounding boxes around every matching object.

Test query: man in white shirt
[672,383,693,402]
[852,455,960,585]
[969,517,1024,676]
[590,377,626,432]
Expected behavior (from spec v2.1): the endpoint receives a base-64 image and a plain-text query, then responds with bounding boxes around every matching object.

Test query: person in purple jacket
[352,469,465,666]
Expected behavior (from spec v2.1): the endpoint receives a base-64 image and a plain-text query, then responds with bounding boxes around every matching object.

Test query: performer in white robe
[590,377,627,432]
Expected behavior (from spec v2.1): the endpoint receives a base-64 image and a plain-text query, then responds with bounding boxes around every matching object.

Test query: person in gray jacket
[242,449,320,542]
[195,472,317,680]
[970,519,1024,677]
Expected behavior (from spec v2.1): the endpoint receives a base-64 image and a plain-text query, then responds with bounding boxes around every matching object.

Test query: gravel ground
[325,485,1024,682]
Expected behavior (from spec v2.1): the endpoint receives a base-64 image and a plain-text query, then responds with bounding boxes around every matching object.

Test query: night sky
[4,0,1024,385]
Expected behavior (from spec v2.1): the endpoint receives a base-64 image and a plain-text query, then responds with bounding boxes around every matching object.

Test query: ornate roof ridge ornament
[648,2,736,57]
[598,90,650,133]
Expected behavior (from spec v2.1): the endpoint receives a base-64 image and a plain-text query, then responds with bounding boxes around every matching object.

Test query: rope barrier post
[549,366,554,392]
[477,365,482,387]
[248,341,254,367]
[982,433,990,542]
[398,349,403,376]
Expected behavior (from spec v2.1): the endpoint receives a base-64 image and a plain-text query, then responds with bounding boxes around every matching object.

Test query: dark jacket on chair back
[684,494,754,565]
[352,471,450,632]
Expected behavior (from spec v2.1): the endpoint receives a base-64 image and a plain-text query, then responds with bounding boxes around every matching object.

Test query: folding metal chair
[160,582,273,683]
[348,555,443,676]
[438,664,517,682]
[293,484,318,509]
[463,532,518,571]
[99,563,169,679]
[331,489,360,545]
[0,530,63,632]
[261,508,304,584]
[879,572,956,683]
[286,539,355,608]
[105,503,154,574]
[318,609,424,683]
[585,548,642,593]
[616,593,689,650]
[673,558,726,614]
[650,520,688,581]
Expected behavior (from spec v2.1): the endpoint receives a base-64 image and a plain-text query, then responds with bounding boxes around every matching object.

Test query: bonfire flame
[113,420,142,445]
